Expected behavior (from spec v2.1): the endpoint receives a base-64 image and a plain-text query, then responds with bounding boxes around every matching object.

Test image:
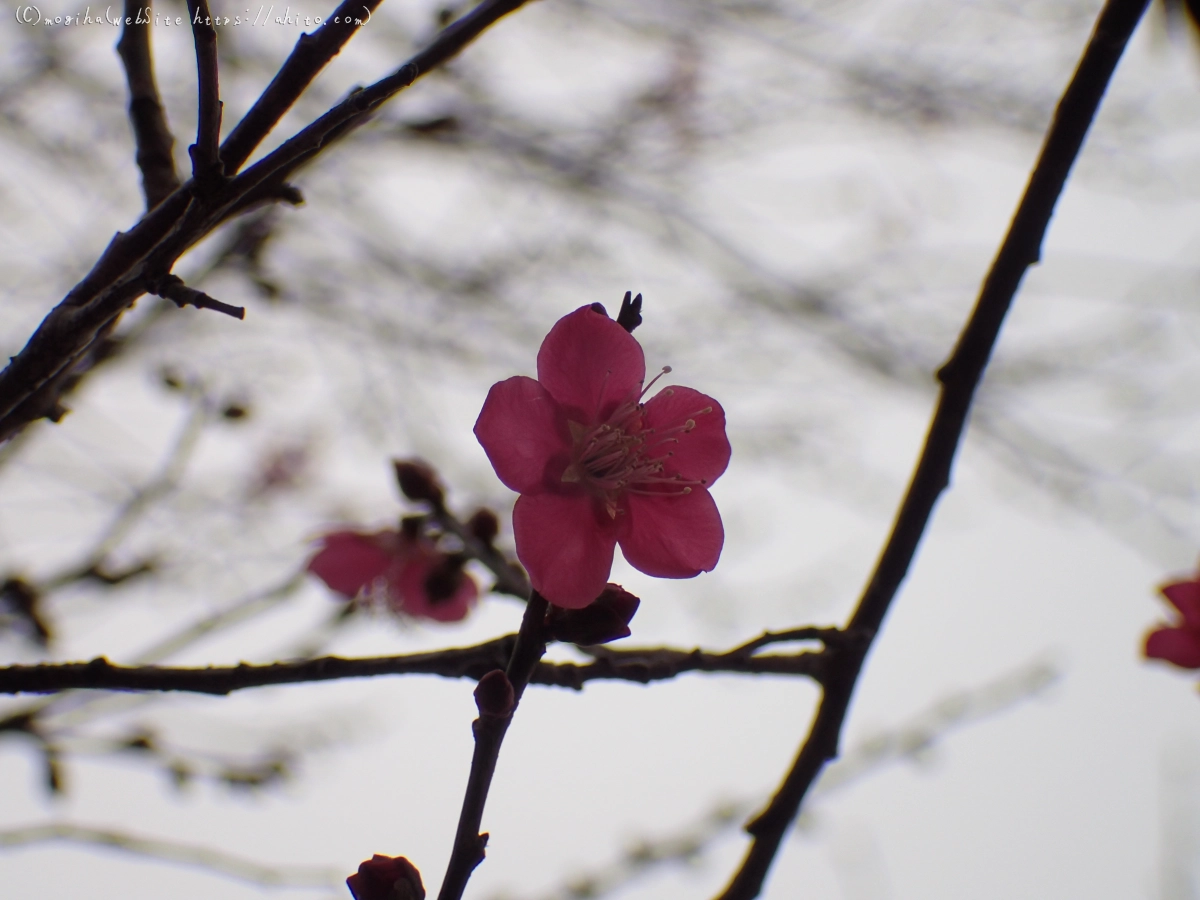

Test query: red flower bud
[472,672,516,720]
[474,669,515,718]
[346,854,425,900]
[392,459,445,508]
[545,584,640,645]
[466,508,500,546]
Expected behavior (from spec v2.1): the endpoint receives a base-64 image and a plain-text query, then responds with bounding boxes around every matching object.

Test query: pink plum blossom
[474,304,730,608]
[1145,574,1200,669]
[307,529,477,623]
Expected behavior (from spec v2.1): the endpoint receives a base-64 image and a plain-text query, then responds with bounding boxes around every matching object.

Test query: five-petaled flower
[307,529,477,623]
[1145,573,1200,669]
[474,304,730,608]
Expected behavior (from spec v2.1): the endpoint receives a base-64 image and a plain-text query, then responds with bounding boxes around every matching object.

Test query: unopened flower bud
[346,854,425,900]
[616,290,643,333]
[474,669,514,718]
[545,584,640,645]
[392,459,445,508]
[466,508,500,546]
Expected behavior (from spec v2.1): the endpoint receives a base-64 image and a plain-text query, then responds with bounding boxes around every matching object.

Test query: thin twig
[185,0,224,190]
[712,3,1151,898]
[0,822,341,888]
[727,626,855,656]
[220,0,534,216]
[149,274,245,319]
[115,0,180,208]
[438,592,551,900]
[219,0,384,175]
[429,506,531,600]
[0,627,830,696]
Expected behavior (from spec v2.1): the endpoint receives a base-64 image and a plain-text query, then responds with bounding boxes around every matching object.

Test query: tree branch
[0,628,830,697]
[713,2,1152,898]
[0,0,534,444]
[185,0,224,190]
[0,574,306,735]
[115,0,180,209]
[218,0,383,175]
[214,0,536,219]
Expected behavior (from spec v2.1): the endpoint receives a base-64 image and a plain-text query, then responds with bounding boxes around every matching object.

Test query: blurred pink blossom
[307,529,477,623]
[1145,574,1200,669]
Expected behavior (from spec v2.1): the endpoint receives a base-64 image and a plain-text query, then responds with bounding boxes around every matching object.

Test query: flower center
[560,367,713,518]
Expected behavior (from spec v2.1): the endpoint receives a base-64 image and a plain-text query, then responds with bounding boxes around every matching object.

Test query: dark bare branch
[438,592,551,900]
[217,0,536,215]
[0,0,535,444]
[0,629,830,696]
[219,0,384,175]
[713,2,1152,898]
[185,0,224,190]
[116,0,180,208]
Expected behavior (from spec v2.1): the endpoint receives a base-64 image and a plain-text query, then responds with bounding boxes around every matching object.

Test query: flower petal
[307,531,395,599]
[537,306,646,422]
[642,385,730,485]
[618,487,723,578]
[475,376,570,493]
[1145,626,1200,669]
[1161,578,1200,627]
[514,491,616,608]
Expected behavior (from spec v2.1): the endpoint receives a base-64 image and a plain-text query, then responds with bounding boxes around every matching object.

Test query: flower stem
[437,591,550,900]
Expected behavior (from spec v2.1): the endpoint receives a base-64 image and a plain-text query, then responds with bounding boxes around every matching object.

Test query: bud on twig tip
[392,459,445,508]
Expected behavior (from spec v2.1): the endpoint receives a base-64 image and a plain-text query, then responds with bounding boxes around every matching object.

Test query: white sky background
[3,0,1200,898]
